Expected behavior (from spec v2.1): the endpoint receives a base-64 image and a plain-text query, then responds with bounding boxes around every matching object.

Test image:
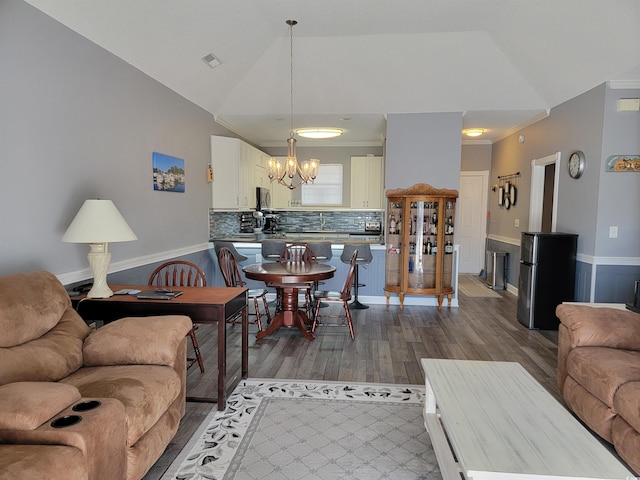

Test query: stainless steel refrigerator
[517,232,578,329]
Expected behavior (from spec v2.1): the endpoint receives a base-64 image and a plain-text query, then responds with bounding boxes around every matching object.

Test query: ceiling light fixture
[296,128,344,139]
[268,20,319,190]
[463,128,485,137]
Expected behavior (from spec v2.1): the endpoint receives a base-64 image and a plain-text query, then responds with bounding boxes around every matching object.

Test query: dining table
[243,262,336,340]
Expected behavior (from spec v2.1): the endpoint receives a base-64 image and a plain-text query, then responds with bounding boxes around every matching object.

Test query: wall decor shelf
[384,183,458,310]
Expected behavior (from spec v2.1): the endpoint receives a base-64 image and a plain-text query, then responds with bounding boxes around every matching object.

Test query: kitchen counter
[210,231,384,245]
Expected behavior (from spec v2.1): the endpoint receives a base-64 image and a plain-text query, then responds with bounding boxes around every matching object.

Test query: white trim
[56,243,210,285]
[529,152,560,232]
[487,234,520,246]
[607,80,640,90]
[576,254,640,266]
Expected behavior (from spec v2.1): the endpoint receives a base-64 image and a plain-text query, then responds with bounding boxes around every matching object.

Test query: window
[301,164,343,205]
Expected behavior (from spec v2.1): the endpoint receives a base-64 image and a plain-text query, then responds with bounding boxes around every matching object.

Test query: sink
[286,230,338,234]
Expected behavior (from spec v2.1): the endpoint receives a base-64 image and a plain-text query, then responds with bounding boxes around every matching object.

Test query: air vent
[202,53,221,69]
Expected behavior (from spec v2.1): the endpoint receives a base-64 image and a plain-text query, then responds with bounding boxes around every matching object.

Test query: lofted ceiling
[24,0,640,147]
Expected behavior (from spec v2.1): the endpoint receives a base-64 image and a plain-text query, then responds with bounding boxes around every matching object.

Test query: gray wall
[490,83,640,302]
[385,113,463,191]
[461,144,492,172]
[1,0,235,278]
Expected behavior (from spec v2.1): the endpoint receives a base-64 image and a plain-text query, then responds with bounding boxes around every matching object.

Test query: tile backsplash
[209,209,383,238]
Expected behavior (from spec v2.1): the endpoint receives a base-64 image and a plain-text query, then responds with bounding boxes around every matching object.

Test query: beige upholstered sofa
[557,303,640,474]
[0,271,193,480]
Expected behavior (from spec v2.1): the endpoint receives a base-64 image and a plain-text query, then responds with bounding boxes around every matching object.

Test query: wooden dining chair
[148,260,205,373]
[217,247,271,332]
[311,250,358,339]
[278,243,317,318]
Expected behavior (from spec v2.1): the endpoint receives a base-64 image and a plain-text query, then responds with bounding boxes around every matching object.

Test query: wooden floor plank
[143,276,561,480]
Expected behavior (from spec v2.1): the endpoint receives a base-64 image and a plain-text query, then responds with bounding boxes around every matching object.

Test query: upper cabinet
[351,156,384,209]
[269,156,292,209]
[211,135,268,210]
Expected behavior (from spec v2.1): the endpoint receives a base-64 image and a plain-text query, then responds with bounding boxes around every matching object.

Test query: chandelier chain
[289,20,294,137]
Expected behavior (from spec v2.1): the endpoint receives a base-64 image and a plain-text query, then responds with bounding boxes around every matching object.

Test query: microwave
[256,187,271,211]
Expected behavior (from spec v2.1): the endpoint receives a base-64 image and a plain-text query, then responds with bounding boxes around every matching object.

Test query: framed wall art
[605,155,640,173]
[153,152,185,192]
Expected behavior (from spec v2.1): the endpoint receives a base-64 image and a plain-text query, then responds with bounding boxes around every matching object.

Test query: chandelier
[267,19,319,190]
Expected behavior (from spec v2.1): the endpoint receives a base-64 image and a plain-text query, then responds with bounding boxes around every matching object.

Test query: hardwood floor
[143,275,559,479]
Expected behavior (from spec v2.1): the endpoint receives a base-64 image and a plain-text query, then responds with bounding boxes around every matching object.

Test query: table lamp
[62,199,138,298]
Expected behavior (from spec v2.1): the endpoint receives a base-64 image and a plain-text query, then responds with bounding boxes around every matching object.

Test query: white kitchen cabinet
[211,135,269,210]
[351,155,383,209]
[269,156,293,209]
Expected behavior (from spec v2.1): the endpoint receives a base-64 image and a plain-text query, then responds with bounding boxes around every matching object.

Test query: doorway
[529,152,560,232]
[458,171,489,274]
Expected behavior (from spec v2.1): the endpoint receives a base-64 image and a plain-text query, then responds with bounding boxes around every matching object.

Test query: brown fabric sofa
[0,271,193,480]
[557,304,640,474]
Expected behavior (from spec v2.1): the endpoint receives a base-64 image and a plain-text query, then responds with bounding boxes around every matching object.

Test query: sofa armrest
[82,315,192,367]
[556,304,640,350]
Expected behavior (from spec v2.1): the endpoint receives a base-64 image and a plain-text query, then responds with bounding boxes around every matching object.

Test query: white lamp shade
[62,199,137,243]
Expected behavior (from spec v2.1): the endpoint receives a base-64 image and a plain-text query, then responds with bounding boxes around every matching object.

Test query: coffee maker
[264,213,280,233]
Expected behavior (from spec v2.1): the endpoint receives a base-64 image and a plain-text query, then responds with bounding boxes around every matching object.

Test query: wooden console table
[74,284,247,410]
[421,359,634,479]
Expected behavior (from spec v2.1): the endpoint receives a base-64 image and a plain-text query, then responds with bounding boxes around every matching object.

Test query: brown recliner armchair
[0,271,193,480]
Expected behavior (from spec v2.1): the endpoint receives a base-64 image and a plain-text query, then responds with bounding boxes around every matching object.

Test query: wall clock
[568,151,585,179]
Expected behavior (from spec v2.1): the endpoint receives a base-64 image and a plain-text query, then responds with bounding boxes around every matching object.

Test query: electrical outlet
[514,218,520,227]
[609,226,618,238]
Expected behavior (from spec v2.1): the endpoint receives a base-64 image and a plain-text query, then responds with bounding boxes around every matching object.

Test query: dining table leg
[256,286,315,340]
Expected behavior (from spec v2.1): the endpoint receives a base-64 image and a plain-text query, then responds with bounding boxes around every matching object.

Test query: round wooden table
[243,262,336,340]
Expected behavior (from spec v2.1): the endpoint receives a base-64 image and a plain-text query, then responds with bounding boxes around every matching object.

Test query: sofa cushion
[0,444,88,480]
[83,315,192,367]
[0,271,73,348]
[0,308,90,386]
[61,365,182,447]
[563,376,616,442]
[613,381,640,433]
[611,416,640,475]
[556,304,640,350]
[0,382,80,430]
[566,346,640,406]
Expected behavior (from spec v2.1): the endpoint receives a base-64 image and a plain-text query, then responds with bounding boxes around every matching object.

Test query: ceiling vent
[202,53,221,69]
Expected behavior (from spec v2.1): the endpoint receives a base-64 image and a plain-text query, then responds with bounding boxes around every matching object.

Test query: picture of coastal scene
[153,152,185,192]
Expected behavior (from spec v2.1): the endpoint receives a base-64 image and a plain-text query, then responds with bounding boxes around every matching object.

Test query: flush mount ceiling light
[296,128,344,139]
[267,19,319,190]
[463,128,485,137]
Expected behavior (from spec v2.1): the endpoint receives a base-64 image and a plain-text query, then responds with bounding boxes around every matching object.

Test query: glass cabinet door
[442,199,456,289]
[385,199,403,289]
[407,200,436,290]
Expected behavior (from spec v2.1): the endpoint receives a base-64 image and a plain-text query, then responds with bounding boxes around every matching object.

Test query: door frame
[459,170,489,274]
[529,152,560,232]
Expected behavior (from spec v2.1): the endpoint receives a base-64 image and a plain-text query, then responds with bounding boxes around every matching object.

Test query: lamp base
[86,243,113,298]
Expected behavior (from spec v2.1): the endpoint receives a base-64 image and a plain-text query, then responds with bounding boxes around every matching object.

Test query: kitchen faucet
[320,212,326,231]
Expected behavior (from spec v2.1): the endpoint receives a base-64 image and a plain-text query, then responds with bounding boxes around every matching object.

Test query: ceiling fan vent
[202,53,221,69]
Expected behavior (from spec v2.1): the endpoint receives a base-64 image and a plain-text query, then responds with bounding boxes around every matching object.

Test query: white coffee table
[421,359,635,479]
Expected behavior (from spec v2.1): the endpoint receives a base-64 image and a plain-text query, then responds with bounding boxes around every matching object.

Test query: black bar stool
[306,240,333,308]
[340,242,372,309]
[213,241,248,263]
[261,239,287,262]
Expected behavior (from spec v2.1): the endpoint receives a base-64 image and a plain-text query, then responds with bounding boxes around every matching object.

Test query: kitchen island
[207,236,458,307]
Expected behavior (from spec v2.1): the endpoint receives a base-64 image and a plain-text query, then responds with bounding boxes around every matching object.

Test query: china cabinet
[384,183,458,310]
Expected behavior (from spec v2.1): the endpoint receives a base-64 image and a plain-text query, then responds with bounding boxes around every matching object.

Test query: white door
[458,172,488,274]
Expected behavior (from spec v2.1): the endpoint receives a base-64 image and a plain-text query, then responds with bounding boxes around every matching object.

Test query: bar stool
[213,241,248,263]
[261,239,287,261]
[261,239,287,310]
[340,242,372,309]
[306,241,333,308]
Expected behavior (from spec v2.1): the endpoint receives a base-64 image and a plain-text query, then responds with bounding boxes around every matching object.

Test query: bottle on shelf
[446,216,454,234]
[389,213,396,234]
[425,237,432,255]
[445,240,453,254]
[432,239,438,255]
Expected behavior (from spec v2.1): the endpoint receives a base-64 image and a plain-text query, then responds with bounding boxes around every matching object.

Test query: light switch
[609,226,618,238]
[514,218,520,227]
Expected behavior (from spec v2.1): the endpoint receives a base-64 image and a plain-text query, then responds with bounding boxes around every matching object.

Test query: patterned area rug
[162,380,441,480]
